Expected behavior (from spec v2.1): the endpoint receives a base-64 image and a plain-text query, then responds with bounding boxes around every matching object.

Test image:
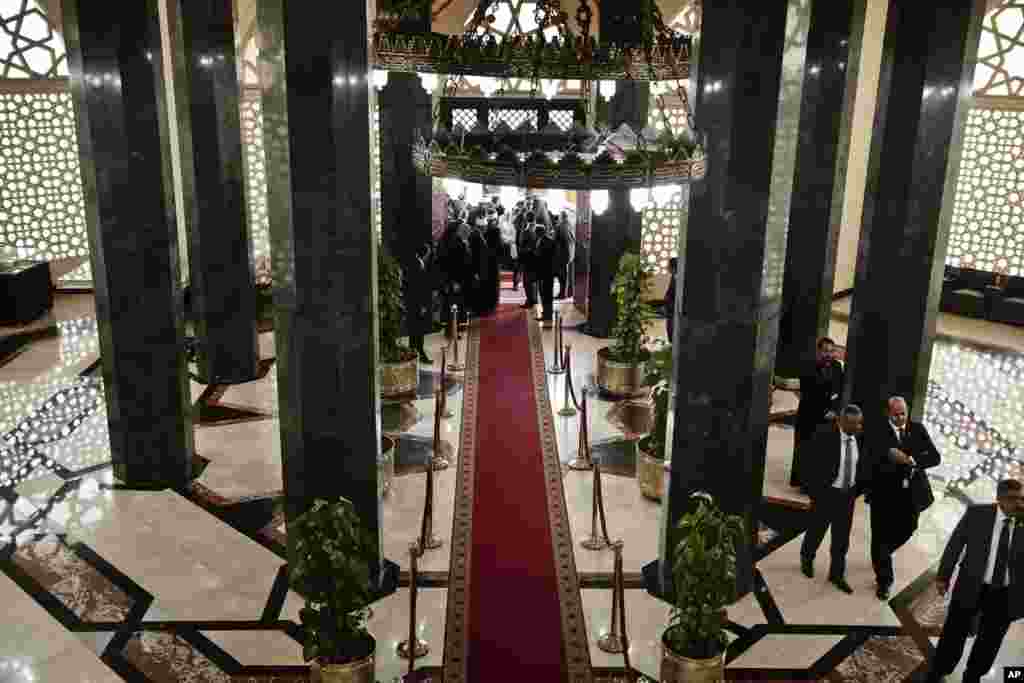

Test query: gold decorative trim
[442,324,480,683]
[526,313,595,682]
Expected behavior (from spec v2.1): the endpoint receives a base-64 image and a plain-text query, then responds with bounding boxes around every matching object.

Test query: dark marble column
[62,0,195,488]
[649,0,811,599]
[843,0,985,423]
[379,72,433,330]
[585,80,648,338]
[260,0,394,589]
[586,190,643,338]
[172,0,260,385]
[775,0,858,384]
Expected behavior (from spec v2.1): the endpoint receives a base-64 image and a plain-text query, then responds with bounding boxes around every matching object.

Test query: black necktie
[992,519,1010,588]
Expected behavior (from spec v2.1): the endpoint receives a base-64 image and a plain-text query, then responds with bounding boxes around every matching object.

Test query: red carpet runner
[442,303,591,682]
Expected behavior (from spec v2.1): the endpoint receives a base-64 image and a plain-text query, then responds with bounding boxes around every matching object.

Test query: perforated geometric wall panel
[947,107,1024,275]
[239,89,270,266]
[0,92,90,280]
[973,0,1024,97]
[0,0,68,78]
[640,189,687,276]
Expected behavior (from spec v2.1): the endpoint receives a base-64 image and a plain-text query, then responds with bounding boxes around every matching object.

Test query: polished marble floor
[0,290,1022,681]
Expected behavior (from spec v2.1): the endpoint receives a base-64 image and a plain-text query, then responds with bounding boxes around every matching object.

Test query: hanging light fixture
[419,73,438,93]
[629,188,650,212]
[599,80,616,100]
[591,190,610,215]
[479,77,499,97]
[541,79,559,99]
[372,69,389,90]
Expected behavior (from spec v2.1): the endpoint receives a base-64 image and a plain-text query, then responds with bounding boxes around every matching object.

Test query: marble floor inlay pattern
[0,293,1022,681]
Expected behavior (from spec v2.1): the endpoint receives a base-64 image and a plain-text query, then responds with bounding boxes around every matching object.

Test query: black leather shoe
[829,576,854,594]
[800,557,814,579]
[519,303,532,309]
[537,317,553,323]
[876,584,891,600]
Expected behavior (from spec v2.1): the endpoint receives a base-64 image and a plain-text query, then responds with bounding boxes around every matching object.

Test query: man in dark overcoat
[791,337,845,490]
[867,396,941,599]
[407,242,434,364]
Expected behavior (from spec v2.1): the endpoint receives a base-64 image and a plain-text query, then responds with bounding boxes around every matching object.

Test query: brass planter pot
[661,632,725,683]
[318,637,375,683]
[380,355,419,398]
[595,347,648,398]
[379,435,395,499]
[636,440,665,501]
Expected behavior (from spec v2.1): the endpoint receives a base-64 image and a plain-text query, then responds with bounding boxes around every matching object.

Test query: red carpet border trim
[442,324,480,683]
[526,315,594,682]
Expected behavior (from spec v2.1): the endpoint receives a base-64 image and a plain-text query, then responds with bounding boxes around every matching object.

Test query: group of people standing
[509,196,575,322]
[791,337,1022,683]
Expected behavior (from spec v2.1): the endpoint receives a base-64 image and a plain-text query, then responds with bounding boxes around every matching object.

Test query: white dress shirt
[832,432,859,489]
[983,506,1016,585]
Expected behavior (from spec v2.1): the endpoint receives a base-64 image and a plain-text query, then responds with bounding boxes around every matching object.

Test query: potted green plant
[636,343,672,500]
[661,492,745,683]
[378,247,419,398]
[596,252,656,397]
[291,497,377,683]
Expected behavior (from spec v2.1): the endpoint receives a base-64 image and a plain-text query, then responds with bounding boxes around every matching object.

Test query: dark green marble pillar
[650,0,811,599]
[260,0,393,588]
[379,72,433,333]
[172,0,260,385]
[775,0,858,384]
[62,0,195,488]
[843,0,985,423]
[586,80,649,339]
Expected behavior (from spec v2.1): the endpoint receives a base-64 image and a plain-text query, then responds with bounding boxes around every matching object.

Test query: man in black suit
[927,478,1024,683]
[791,337,845,489]
[534,224,556,323]
[799,404,872,594]
[408,242,434,364]
[868,396,942,599]
[517,213,538,309]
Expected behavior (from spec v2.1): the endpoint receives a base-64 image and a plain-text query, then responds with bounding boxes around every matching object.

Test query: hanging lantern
[599,80,616,100]
[372,69,389,90]
[541,79,559,99]
[419,73,438,93]
[591,190,610,215]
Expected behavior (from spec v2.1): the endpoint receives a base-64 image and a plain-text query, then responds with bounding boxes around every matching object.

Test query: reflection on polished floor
[0,290,1021,681]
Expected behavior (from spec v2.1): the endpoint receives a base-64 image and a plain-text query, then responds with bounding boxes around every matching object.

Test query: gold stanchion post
[567,387,592,470]
[581,460,610,550]
[440,347,454,419]
[430,387,449,470]
[558,344,577,417]
[418,392,443,551]
[397,544,429,663]
[448,305,465,372]
[548,311,565,374]
[597,540,626,653]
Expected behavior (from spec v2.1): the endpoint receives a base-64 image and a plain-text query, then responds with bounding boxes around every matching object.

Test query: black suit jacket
[868,420,941,549]
[796,360,844,438]
[938,503,1024,620]
[800,425,873,498]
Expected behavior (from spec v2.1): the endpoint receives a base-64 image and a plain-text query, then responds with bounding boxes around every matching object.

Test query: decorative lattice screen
[947,107,1024,276]
[973,1,1024,96]
[640,189,687,276]
[239,90,270,265]
[0,0,68,78]
[452,107,478,131]
[548,109,574,131]
[488,108,537,130]
[0,92,90,279]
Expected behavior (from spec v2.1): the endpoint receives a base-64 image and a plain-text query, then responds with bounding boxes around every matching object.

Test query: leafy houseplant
[378,247,416,364]
[638,344,673,459]
[665,492,745,663]
[609,252,656,364]
[291,498,376,666]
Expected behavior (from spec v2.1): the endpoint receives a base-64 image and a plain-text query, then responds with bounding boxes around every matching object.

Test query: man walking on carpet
[799,404,872,594]
[926,478,1023,683]
[867,396,941,600]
